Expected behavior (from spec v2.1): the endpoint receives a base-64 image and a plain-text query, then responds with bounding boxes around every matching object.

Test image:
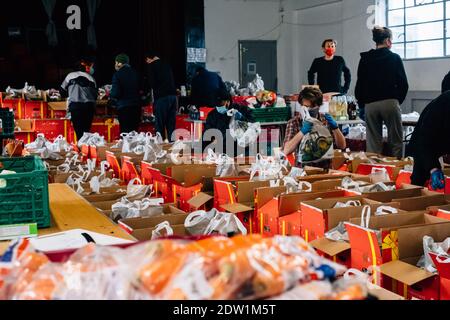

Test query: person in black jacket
[406,91,450,190]
[190,66,226,108]
[355,27,409,159]
[204,89,254,156]
[61,58,97,140]
[110,54,141,134]
[308,39,351,94]
[145,51,177,142]
[442,71,450,93]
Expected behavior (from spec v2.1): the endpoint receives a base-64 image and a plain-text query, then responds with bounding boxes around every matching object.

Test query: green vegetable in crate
[255,90,277,108]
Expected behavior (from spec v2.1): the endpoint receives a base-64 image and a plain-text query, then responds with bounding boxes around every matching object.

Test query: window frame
[386,0,450,60]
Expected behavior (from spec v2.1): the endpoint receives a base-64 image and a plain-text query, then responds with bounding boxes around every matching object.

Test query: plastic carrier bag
[228,109,261,148]
[297,106,334,164]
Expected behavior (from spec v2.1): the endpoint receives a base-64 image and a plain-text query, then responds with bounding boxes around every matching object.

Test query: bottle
[347,96,358,121]
[180,86,187,97]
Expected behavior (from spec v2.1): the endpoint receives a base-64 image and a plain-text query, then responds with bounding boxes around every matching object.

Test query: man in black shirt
[308,39,351,94]
[145,51,177,142]
[190,66,226,108]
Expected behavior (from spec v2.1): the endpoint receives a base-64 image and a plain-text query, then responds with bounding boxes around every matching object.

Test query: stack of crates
[251,107,291,123]
[0,156,51,228]
[0,109,15,154]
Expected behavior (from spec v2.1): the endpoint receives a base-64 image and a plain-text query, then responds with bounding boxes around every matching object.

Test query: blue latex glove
[301,121,313,135]
[431,169,445,190]
[234,111,244,121]
[324,113,339,130]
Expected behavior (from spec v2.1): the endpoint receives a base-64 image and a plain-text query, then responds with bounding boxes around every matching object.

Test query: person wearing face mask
[283,87,346,169]
[204,88,254,155]
[110,53,141,134]
[61,58,97,140]
[355,27,409,159]
[308,39,351,94]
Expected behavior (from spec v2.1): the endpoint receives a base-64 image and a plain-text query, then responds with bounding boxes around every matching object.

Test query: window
[387,0,450,59]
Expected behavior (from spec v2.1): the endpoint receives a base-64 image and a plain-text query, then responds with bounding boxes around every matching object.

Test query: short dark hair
[145,50,159,59]
[298,87,323,108]
[372,26,393,45]
[322,39,337,48]
[216,88,232,105]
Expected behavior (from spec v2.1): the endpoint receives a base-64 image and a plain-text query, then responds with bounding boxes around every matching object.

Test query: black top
[355,48,409,105]
[191,69,226,108]
[308,56,351,94]
[442,71,450,93]
[110,65,140,109]
[406,91,450,172]
[145,59,177,100]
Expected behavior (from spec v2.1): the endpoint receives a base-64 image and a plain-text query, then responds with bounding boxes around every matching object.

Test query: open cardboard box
[15,119,35,132]
[257,188,347,237]
[131,224,189,241]
[300,196,386,242]
[118,204,187,234]
[343,183,422,198]
[373,221,450,300]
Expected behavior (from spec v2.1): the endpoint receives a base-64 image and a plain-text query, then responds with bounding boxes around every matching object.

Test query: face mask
[216,106,228,115]
[325,48,336,57]
[89,67,95,75]
[308,107,320,118]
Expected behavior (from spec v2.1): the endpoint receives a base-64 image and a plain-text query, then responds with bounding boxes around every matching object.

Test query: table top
[183,118,288,126]
[0,184,135,255]
[336,119,365,125]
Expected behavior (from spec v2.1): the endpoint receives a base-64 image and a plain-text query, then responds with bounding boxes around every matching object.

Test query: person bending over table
[406,91,450,190]
[283,87,346,169]
[203,88,254,156]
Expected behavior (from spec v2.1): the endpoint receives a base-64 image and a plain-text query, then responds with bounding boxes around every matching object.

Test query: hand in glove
[300,121,313,135]
[235,111,244,121]
[324,113,339,130]
[431,169,445,190]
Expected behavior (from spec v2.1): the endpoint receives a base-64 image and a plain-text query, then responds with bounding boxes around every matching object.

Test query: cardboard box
[132,224,188,241]
[16,119,34,132]
[279,212,302,237]
[430,253,450,300]
[258,189,347,237]
[300,196,384,242]
[310,237,352,267]
[188,192,214,212]
[345,213,450,300]
[118,204,187,234]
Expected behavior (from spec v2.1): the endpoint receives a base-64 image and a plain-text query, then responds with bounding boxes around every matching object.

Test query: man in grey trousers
[355,27,409,159]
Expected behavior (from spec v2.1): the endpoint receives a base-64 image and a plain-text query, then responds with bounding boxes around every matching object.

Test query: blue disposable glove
[324,113,339,130]
[301,121,313,135]
[431,169,445,190]
[234,111,244,121]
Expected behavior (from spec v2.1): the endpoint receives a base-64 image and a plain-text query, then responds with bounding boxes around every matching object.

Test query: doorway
[239,40,277,92]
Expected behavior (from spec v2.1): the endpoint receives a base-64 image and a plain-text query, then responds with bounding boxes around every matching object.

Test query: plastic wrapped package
[228,109,262,148]
[111,197,163,222]
[185,210,218,236]
[77,133,106,148]
[297,107,334,164]
[417,236,450,273]
[250,154,288,181]
[205,150,242,177]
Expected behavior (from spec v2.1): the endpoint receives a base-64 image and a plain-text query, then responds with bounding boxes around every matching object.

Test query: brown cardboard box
[118,205,187,234]
[132,224,188,241]
[16,119,34,132]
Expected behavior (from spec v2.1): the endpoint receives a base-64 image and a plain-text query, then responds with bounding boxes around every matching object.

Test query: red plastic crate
[34,119,74,142]
[48,108,67,119]
[15,132,37,144]
[2,98,24,119]
[23,100,48,119]
[138,122,156,134]
[92,118,120,143]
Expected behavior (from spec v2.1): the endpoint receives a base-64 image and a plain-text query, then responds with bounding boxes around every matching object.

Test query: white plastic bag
[203,212,247,236]
[297,106,334,164]
[127,178,151,198]
[228,109,261,148]
[184,209,218,236]
[151,222,174,240]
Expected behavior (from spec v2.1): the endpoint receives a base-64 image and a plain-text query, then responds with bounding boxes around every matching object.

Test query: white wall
[204,0,281,86]
[404,59,450,91]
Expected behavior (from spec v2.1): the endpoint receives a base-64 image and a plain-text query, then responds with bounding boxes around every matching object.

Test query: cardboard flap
[237,181,271,203]
[310,238,351,257]
[221,203,253,214]
[188,192,214,209]
[380,260,435,286]
[255,186,287,208]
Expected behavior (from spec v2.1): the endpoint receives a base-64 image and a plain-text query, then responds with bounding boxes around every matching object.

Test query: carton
[132,224,188,241]
[343,184,423,198]
[300,196,383,242]
[188,192,214,212]
[258,189,346,237]
[118,204,187,234]
[345,213,450,300]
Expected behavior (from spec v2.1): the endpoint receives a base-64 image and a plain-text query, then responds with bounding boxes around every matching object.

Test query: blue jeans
[154,95,177,142]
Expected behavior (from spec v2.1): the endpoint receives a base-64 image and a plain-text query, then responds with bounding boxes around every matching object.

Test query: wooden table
[0,184,135,255]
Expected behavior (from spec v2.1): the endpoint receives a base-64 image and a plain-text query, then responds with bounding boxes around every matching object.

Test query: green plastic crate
[0,156,50,228]
[251,107,291,123]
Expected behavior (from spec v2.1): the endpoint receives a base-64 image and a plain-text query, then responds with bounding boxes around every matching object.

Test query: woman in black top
[308,39,351,94]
